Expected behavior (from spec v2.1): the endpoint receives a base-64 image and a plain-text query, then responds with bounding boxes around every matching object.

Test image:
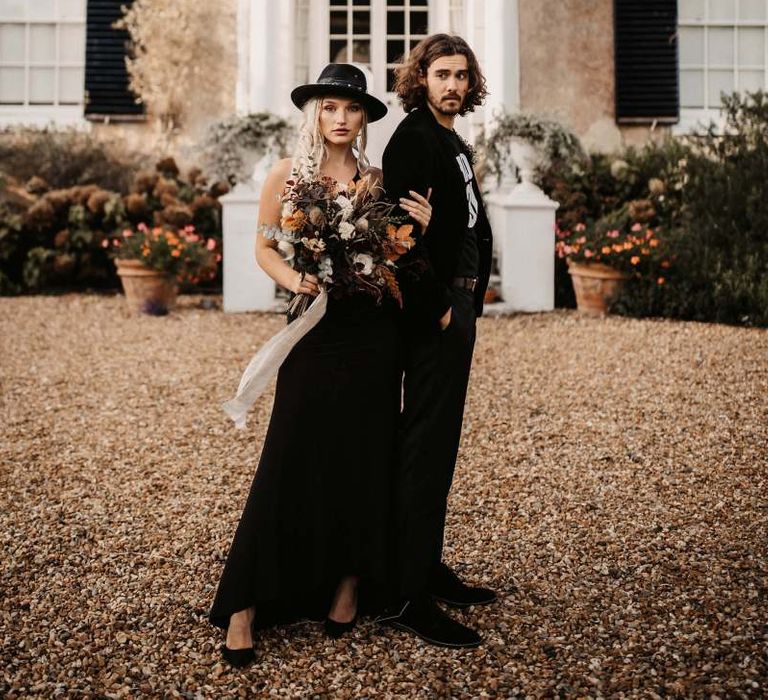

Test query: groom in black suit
[381,34,496,648]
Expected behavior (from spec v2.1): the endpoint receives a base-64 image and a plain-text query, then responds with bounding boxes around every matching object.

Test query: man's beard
[428,91,463,116]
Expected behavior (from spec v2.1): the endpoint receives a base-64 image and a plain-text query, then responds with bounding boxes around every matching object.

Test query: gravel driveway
[2,294,766,698]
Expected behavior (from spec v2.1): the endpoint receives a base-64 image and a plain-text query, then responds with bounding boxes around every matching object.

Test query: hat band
[317,78,366,92]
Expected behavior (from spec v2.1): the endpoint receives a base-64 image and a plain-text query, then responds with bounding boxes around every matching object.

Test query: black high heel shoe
[220,643,255,668]
[221,617,256,667]
[324,613,358,639]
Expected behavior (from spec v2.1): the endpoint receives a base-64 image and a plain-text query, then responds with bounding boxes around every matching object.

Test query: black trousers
[395,287,477,599]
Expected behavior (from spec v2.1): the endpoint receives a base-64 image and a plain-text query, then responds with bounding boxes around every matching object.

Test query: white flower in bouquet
[275,227,298,243]
[277,240,295,261]
[338,221,356,240]
[301,236,326,253]
[334,195,353,221]
[353,253,373,276]
[281,201,295,218]
[318,256,334,282]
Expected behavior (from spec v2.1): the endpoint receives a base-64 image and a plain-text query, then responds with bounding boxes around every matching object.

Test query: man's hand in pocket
[439,307,452,331]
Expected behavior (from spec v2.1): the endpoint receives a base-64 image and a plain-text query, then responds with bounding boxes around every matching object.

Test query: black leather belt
[452,276,478,292]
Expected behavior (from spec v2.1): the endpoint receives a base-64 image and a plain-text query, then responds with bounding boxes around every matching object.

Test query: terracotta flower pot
[115,258,178,314]
[567,260,628,316]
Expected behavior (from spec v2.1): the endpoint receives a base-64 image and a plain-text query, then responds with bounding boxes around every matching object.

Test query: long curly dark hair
[392,34,488,115]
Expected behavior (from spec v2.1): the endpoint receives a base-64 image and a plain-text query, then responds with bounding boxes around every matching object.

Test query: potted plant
[108,222,219,314]
[556,203,670,316]
[481,110,585,188]
[199,112,293,186]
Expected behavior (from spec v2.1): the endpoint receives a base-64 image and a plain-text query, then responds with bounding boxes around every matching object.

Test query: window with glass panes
[0,0,85,107]
[385,1,429,91]
[329,0,372,70]
[679,0,768,109]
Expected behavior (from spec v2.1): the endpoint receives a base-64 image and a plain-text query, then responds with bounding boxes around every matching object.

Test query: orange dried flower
[281,210,307,232]
[386,223,415,260]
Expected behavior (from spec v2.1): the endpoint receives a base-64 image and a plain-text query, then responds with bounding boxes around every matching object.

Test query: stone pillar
[486,179,558,313]
[237,0,296,117]
[483,0,520,130]
[221,156,281,313]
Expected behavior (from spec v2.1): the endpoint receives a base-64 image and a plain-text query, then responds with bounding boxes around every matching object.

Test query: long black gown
[209,185,402,631]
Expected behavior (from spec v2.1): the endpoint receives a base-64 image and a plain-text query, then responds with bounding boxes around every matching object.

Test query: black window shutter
[614,0,679,124]
[85,0,144,120]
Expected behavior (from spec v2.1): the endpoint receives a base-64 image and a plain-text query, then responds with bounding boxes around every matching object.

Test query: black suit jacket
[382,106,493,329]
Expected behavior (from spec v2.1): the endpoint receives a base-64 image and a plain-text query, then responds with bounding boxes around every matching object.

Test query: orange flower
[601,246,611,255]
[386,223,415,260]
[630,255,640,265]
[623,241,633,250]
[612,244,623,253]
[641,247,650,255]
[281,210,307,232]
[171,250,181,257]
[657,277,665,285]
[649,239,659,247]
[661,260,670,268]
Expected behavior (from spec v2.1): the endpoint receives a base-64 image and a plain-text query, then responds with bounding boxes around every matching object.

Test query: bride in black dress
[209,64,432,667]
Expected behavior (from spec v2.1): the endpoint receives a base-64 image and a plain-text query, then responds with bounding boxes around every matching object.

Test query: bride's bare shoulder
[261,158,294,196]
[269,157,293,181]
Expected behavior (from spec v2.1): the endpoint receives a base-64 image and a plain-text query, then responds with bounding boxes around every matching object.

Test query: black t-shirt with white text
[441,127,480,279]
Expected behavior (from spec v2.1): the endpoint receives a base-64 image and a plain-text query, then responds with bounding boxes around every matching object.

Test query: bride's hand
[399,187,433,235]
[291,271,320,296]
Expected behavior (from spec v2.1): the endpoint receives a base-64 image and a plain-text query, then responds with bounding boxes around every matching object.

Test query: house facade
[2,1,766,160]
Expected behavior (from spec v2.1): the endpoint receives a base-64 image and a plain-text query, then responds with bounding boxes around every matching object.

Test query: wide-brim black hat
[291,63,388,123]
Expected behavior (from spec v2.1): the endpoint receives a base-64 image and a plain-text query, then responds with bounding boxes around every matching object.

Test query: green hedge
[542,90,767,327]
[0,128,227,295]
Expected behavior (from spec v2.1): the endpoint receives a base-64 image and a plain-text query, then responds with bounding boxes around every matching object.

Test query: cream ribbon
[221,290,328,428]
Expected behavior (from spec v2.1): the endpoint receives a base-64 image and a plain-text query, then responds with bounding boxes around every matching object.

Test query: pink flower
[631,222,642,232]
[607,229,619,239]
[101,239,109,248]
[123,229,133,238]
[575,223,586,232]
[138,222,148,232]
[206,238,216,250]
[584,249,594,258]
